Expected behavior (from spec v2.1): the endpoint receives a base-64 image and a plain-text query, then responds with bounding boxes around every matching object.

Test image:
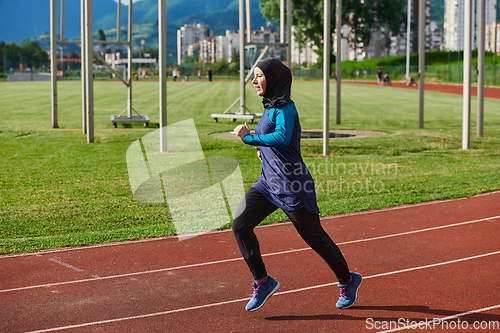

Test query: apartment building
[291,26,319,66]
[444,0,496,50]
[485,22,499,52]
[249,26,283,61]
[226,30,240,63]
[199,38,216,64]
[216,35,228,63]
[177,23,215,65]
[177,24,285,65]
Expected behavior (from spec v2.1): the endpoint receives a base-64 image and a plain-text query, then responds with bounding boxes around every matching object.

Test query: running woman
[231,58,362,312]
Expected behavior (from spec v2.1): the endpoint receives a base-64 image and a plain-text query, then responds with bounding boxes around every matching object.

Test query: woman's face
[252,67,266,96]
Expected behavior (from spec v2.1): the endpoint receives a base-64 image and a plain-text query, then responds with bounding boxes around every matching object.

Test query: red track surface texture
[1,192,500,332]
[343,80,500,99]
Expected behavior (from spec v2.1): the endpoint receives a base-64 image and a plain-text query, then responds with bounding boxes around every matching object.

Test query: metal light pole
[239,0,245,115]
[493,19,497,85]
[494,20,497,85]
[477,0,485,138]
[159,0,167,152]
[127,0,133,119]
[84,0,94,143]
[117,0,121,42]
[462,0,472,150]
[335,0,341,125]
[246,0,252,44]
[58,46,64,74]
[81,0,87,134]
[323,0,331,156]
[280,0,292,66]
[50,0,58,128]
[60,0,65,41]
[406,0,412,80]
[280,0,285,43]
[286,0,292,67]
[418,0,425,129]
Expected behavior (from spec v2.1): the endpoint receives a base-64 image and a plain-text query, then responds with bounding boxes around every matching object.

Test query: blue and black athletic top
[243,103,320,214]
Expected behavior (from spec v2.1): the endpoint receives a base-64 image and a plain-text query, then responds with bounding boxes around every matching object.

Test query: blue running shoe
[336,272,362,309]
[245,276,280,312]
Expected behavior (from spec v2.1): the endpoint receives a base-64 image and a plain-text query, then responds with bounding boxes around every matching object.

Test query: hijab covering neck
[256,58,294,109]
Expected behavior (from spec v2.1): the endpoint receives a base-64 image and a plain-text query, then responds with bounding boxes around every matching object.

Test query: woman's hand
[255,147,262,161]
[230,122,250,142]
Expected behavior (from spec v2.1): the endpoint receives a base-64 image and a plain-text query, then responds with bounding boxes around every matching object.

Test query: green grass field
[1,80,500,254]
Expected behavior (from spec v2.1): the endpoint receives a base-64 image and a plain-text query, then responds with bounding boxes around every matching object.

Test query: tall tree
[144,47,158,60]
[21,41,49,70]
[98,28,107,52]
[0,41,5,76]
[260,0,405,62]
[4,42,22,72]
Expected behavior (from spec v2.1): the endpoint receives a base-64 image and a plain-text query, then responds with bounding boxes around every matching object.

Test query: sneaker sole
[247,281,280,312]
[337,275,363,309]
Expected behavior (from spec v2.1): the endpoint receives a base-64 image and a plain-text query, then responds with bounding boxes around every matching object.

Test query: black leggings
[232,187,351,285]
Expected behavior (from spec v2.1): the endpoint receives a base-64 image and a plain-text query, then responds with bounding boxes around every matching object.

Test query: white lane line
[2,215,499,294]
[23,250,500,333]
[274,250,500,296]
[48,259,84,272]
[3,190,499,259]
[24,297,249,333]
[1,256,245,294]
[376,304,500,333]
[334,215,500,246]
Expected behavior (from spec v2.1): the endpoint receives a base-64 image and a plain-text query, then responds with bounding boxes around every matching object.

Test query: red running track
[1,192,500,332]
[343,80,500,99]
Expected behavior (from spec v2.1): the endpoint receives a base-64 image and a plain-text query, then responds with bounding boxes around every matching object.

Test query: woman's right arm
[243,107,296,148]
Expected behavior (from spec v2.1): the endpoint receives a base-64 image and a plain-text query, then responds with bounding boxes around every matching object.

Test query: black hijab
[255,58,294,109]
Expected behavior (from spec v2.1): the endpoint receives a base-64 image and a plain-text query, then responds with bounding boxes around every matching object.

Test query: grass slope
[1,80,499,253]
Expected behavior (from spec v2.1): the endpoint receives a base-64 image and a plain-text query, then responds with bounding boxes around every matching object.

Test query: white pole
[286,0,292,67]
[246,0,252,44]
[323,0,331,156]
[59,46,63,75]
[239,0,246,115]
[159,0,167,152]
[127,0,133,118]
[60,0,65,41]
[463,0,472,149]
[50,0,58,128]
[81,0,87,134]
[494,21,497,85]
[418,0,424,129]
[406,0,412,80]
[477,0,485,138]
[335,0,341,125]
[280,0,285,43]
[85,0,94,143]
[117,0,121,42]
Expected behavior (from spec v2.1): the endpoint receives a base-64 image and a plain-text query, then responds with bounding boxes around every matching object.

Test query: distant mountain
[1,0,498,48]
[431,0,445,28]
[0,0,267,45]
[20,20,181,64]
[173,7,268,36]
[0,0,121,44]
